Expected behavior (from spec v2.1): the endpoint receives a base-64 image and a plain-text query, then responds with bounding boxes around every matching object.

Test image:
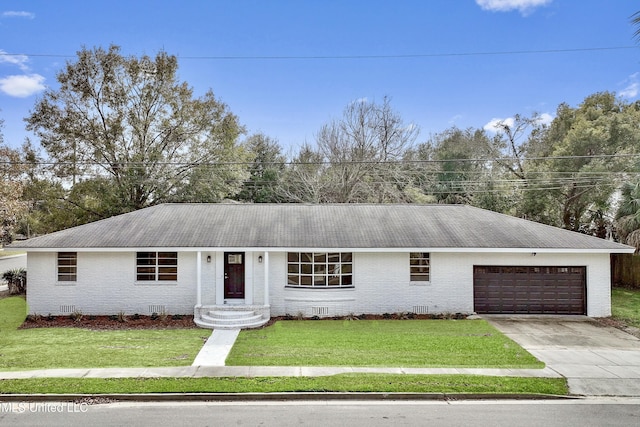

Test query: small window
[228,254,243,264]
[57,252,77,282]
[410,252,430,282]
[137,252,177,281]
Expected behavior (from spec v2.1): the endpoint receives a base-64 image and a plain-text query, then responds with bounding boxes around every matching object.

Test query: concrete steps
[194,308,269,330]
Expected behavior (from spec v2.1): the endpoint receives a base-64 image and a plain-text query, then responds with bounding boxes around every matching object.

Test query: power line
[1,46,637,61]
[2,152,640,167]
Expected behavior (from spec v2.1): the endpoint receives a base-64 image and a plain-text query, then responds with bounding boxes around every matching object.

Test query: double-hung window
[136,252,178,281]
[410,252,430,282]
[287,252,353,288]
[57,252,77,282]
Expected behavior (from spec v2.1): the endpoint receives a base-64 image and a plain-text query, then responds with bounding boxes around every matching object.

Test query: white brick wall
[267,251,612,317]
[27,252,197,315]
[25,250,612,318]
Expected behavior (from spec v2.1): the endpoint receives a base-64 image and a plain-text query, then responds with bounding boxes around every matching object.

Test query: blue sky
[1,0,639,153]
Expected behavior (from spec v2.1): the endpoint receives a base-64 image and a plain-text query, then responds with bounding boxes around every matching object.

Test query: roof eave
[13,246,635,254]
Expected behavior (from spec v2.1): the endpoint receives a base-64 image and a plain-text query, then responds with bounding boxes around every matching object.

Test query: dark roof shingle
[9,203,634,252]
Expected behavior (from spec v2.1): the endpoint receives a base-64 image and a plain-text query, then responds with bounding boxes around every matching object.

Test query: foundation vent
[59,305,76,314]
[148,305,167,314]
[412,305,429,314]
[312,306,329,316]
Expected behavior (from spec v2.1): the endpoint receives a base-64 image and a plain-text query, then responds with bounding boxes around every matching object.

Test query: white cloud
[2,11,35,19]
[0,74,45,97]
[448,114,463,125]
[0,49,30,71]
[620,73,639,99]
[484,113,553,133]
[536,112,553,126]
[483,117,515,133]
[476,0,552,15]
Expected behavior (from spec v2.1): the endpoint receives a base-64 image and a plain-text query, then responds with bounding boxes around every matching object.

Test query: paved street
[0,254,26,273]
[487,316,640,396]
[1,399,640,427]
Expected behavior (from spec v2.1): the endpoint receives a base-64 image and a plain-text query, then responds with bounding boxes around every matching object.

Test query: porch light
[258,256,263,263]
[206,255,211,263]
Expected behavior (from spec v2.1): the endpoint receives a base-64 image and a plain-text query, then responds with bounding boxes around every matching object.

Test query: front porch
[194,304,271,329]
[194,250,271,329]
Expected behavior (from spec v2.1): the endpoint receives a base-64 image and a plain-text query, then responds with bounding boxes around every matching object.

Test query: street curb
[0,392,579,402]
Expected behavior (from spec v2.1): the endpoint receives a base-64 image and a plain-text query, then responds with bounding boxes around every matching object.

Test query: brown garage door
[473,266,586,315]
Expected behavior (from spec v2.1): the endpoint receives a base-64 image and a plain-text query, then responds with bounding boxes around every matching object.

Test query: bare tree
[315,97,419,202]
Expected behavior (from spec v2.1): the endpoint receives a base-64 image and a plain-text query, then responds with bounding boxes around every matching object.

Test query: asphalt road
[1,399,640,427]
[0,254,26,273]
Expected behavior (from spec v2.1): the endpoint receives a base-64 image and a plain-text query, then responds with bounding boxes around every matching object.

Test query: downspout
[264,251,270,306]
[196,251,202,307]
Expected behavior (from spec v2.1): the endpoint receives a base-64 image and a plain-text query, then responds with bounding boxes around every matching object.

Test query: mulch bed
[19,314,197,330]
[18,312,466,330]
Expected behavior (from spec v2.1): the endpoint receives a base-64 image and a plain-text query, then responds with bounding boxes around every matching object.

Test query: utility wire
[2,152,640,167]
[1,46,637,61]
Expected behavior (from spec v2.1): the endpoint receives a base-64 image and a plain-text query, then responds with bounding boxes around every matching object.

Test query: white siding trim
[19,246,635,254]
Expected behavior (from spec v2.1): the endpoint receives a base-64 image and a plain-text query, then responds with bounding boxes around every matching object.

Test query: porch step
[195,309,269,330]
[209,310,259,319]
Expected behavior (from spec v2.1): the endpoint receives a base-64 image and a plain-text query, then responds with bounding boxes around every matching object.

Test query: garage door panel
[473,265,586,315]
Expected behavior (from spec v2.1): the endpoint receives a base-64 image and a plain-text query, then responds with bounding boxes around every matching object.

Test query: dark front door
[224,252,245,299]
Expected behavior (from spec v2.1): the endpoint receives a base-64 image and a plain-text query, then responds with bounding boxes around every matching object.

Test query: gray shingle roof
[9,203,634,252]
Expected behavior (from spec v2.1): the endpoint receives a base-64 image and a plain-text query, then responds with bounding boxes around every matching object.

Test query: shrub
[26,313,42,322]
[70,310,84,322]
[2,268,27,295]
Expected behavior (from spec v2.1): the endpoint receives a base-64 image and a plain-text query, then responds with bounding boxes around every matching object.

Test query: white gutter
[13,246,636,254]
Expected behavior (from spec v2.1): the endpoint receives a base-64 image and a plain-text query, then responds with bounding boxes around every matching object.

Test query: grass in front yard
[612,287,640,329]
[227,320,543,368]
[0,297,208,371]
[0,375,568,395]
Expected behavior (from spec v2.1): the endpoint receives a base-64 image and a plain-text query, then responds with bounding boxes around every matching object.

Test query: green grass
[612,287,640,329]
[227,320,543,368]
[0,375,568,395]
[0,297,208,371]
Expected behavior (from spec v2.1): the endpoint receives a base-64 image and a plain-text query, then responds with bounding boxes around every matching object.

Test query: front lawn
[0,375,567,395]
[612,287,640,329]
[227,319,543,368]
[0,297,208,371]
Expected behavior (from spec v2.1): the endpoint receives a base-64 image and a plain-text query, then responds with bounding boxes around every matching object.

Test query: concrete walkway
[192,329,240,366]
[486,316,640,397]
[0,366,560,380]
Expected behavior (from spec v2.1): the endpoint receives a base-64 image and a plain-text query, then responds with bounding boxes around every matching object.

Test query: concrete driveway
[487,315,640,396]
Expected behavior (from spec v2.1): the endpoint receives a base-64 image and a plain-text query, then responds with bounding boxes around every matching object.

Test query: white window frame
[287,252,353,288]
[57,252,77,282]
[410,252,430,282]
[136,252,178,282]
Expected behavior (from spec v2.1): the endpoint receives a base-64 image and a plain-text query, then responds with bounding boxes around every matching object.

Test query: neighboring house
[8,204,634,329]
